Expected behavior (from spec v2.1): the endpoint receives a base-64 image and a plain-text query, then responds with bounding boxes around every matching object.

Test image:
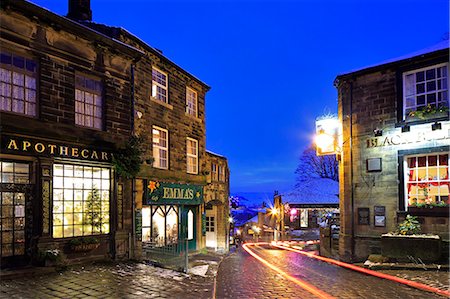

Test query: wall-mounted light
[431,122,442,131]
[373,128,383,137]
[136,111,143,119]
[401,124,410,133]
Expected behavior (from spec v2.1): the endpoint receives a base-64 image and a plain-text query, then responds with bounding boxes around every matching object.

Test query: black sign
[358,208,370,225]
[374,206,386,227]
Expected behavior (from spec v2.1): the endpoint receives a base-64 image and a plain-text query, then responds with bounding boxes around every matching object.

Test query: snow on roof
[338,39,449,77]
[281,178,339,205]
[206,150,226,158]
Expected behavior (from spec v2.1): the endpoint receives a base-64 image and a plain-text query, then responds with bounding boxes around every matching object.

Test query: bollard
[184,238,189,273]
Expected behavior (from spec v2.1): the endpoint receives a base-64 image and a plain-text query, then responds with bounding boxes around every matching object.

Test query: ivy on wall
[112,135,145,179]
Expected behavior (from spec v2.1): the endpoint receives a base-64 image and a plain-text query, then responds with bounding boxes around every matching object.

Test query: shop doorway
[181,206,197,251]
[205,207,217,248]
[0,161,32,268]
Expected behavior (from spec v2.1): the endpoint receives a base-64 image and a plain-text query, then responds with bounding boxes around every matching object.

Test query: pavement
[1,245,448,298]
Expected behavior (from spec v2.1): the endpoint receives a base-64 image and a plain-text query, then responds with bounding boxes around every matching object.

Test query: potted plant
[37,249,65,267]
[381,215,441,262]
[68,237,100,252]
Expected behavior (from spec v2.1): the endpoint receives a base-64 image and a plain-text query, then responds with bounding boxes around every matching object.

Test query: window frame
[74,73,103,130]
[186,137,198,174]
[0,50,38,117]
[152,126,169,169]
[151,67,168,104]
[211,163,218,181]
[401,62,449,121]
[186,87,198,117]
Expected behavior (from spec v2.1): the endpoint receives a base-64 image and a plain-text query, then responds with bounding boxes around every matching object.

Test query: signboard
[358,208,370,225]
[1,135,112,162]
[374,206,386,227]
[135,209,142,241]
[366,130,450,149]
[315,117,340,156]
[145,181,203,205]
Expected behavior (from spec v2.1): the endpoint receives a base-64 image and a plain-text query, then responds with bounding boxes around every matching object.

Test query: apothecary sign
[1,135,112,162]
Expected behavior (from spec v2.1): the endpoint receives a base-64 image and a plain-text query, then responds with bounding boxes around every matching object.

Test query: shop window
[75,74,103,129]
[152,126,168,169]
[52,164,110,238]
[187,138,198,174]
[151,68,168,104]
[186,87,198,117]
[0,51,37,117]
[142,205,178,246]
[0,161,29,257]
[300,209,308,228]
[188,210,194,240]
[206,216,215,232]
[405,153,449,208]
[403,63,448,120]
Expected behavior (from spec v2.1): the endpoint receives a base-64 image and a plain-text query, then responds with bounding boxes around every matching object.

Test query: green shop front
[141,181,204,253]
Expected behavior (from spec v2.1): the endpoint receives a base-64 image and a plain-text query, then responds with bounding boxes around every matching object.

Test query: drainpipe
[130,62,136,259]
[349,81,355,260]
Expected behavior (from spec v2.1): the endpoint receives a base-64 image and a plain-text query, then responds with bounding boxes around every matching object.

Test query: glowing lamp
[315,116,340,156]
[290,208,297,216]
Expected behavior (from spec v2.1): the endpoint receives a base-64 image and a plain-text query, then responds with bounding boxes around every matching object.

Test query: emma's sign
[367,130,450,148]
[146,181,203,205]
[1,136,112,162]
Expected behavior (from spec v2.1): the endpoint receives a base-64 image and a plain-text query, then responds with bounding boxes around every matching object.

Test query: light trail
[242,242,335,299]
[272,243,450,298]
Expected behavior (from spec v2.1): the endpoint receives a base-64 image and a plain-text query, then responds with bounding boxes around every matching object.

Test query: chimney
[67,0,92,22]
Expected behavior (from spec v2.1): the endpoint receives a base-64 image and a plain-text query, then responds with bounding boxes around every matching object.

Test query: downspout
[130,62,136,259]
[349,81,355,260]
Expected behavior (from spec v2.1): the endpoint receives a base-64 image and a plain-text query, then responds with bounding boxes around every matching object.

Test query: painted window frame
[206,216,215,232]
[75,73,103,130]
[152,126,169,169]
[186,87,198,117]
[186,138,198,174]
[218,165,226,182]
[211,163,218,181]
[0,50,37,117]
[403,152,449,209]
[402,62,449,120]
[151,67,168,104]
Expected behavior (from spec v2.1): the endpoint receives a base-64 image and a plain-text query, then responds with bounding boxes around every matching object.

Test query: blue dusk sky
[30,0,449,194]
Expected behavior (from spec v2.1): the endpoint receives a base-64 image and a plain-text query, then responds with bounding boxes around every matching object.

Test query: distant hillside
[231,192,274,208]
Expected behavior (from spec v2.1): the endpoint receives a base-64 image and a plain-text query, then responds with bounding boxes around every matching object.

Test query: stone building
[204,150,230,252]
[0,0,143,268]
[335,40,449,261]
[72,2,227,259]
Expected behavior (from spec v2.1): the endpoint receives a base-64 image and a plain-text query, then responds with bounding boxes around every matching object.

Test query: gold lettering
[81,149,89,158]
[23,141,31,151]
[163,187,173,198]
[367,138,378,148]
[71,148,79,157]
[48,144,57,154]
[101,152,108,160]
[188,189,194,199]
[91,151,98,160]
[60,146,69,156]
[382,137,391,147]
[35,143,45,153]
[7,139,18,150]
[390,135,401,145]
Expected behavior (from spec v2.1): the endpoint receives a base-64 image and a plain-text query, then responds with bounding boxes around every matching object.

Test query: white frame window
[186,87,198,117]
[403,63,448,119]
[75,74,103,129]
[206,216,215,232]
[152,67,168,104]
[218,165,225,182]
[0,51,37,117]
[404,153,449,209]
[187,138,198,174]
[211,163,218,181]
[153,126,169,169]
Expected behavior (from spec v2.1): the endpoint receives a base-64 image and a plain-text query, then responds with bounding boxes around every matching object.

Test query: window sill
[403,206,449,217]
[185,113,202,123]
[396,113,449,128]
[150,97,173,110]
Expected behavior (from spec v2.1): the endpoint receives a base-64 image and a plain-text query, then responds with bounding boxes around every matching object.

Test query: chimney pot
[67,0,92,22]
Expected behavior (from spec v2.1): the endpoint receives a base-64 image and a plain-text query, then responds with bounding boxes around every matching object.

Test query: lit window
[186,87,197,117]
[218,165,226,182]
[187,138,198,174]
[403,63,448,119]
[75,74,103,129]
[153,126,168,169]
[52,164,110,238]
[187,210,194,240]
[142,206,178,247]
[0,51,37,116]
[405,154,449,208]
[211,163,217,181]
[300,209,308,228]
[152,68,168,103]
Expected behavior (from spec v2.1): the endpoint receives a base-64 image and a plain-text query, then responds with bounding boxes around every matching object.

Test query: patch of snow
[188,265,209,277]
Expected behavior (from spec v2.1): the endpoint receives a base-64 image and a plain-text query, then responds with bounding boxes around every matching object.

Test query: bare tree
[295,144,338,187]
